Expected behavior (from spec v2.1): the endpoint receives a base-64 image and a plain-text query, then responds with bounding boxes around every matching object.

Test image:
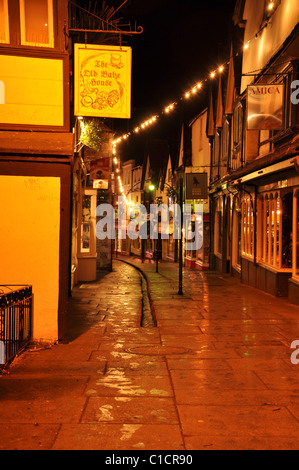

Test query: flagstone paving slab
[81,396,179,424]
[52,423,185,450]
[170,369,267,391]
[0,424,60,450]
[185,435,299,450]
[86,372,174,398]
[177,404,299,438]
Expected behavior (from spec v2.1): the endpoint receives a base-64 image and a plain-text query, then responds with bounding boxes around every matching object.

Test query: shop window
[19,0,54,47]
[232,196,241,269]
[294,190,299,279]
[214,198,223,256]
[282,192,293,268]
[81,195,92,253]
[0,0,9,43]
[257,190,292,270]
[241,195,254,260]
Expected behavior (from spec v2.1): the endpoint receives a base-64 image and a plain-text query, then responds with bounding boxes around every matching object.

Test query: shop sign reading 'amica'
[247,84,284,131]
[74,44,132,119]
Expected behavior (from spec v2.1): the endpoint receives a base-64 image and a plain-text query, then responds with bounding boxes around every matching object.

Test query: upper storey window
[0,0,54,47]
[20,0,54,47]
[0,0,10,43]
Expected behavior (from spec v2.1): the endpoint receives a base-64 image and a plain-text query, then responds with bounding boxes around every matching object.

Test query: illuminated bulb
[219,66,224,73]
[141,123,145,128]
[192,88,197,94]
[134,127,140,133]
[116,168,119,173]
[210,72,216,78]
[153,116,157,121]
[197,83,202,89]
[244,42,249,50]
[114,157,118,165]
[185,92,190,99]
[268,1,274,10]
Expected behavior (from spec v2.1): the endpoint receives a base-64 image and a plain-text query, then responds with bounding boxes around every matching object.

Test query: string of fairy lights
[112,0,277,202]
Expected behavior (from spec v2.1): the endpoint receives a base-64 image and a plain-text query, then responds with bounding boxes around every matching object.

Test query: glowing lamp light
[244,42,249,50]
[210,72,216,78]
[268,1,274,10]
[149,184,155,191]
[219,66,224,73]
[185,92,190,99]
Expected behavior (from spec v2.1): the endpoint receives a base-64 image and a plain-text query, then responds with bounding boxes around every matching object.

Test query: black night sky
[107,0,237,161]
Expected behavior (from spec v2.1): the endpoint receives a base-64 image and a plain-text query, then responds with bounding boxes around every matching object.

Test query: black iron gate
[0,286,33,368]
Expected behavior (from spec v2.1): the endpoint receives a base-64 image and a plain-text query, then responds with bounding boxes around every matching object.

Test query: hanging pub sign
[93,179,109,189]
[186,173,208,200]
[89,157,110,187]
[74,44,132,119]
[247,84,284,130]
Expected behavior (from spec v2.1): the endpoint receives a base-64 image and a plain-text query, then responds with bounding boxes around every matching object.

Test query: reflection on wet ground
[1,259,299,449]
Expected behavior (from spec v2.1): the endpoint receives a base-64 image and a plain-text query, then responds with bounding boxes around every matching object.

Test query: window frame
[19,0,54,48]
[232,195,242,270]
[0,0,10,44]
[257,190,294,272]
[241,195,255,261]
[292,188,299,280]
[214,197,223,257]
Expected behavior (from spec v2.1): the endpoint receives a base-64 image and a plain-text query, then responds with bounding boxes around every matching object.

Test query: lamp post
[177,167,184,295]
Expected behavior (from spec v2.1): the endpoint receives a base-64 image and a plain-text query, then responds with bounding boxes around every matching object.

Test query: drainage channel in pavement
[117,259,156,329]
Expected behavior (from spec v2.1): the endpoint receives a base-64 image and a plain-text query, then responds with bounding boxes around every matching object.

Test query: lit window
[214,198,223,256]
[232,196,241,269]
[241,196,254,260]
[257,191,293,270]
[0,0,9,43]
[295,190,299,279]
[19,0,54,47]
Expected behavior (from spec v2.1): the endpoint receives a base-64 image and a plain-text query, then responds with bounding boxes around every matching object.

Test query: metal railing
[0,285,33,368]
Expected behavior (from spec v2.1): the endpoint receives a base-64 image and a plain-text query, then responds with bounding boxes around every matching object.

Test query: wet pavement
[1,258,299,450]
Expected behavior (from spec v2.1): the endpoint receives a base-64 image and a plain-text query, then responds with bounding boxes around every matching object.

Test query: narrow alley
[0,259,299,450]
